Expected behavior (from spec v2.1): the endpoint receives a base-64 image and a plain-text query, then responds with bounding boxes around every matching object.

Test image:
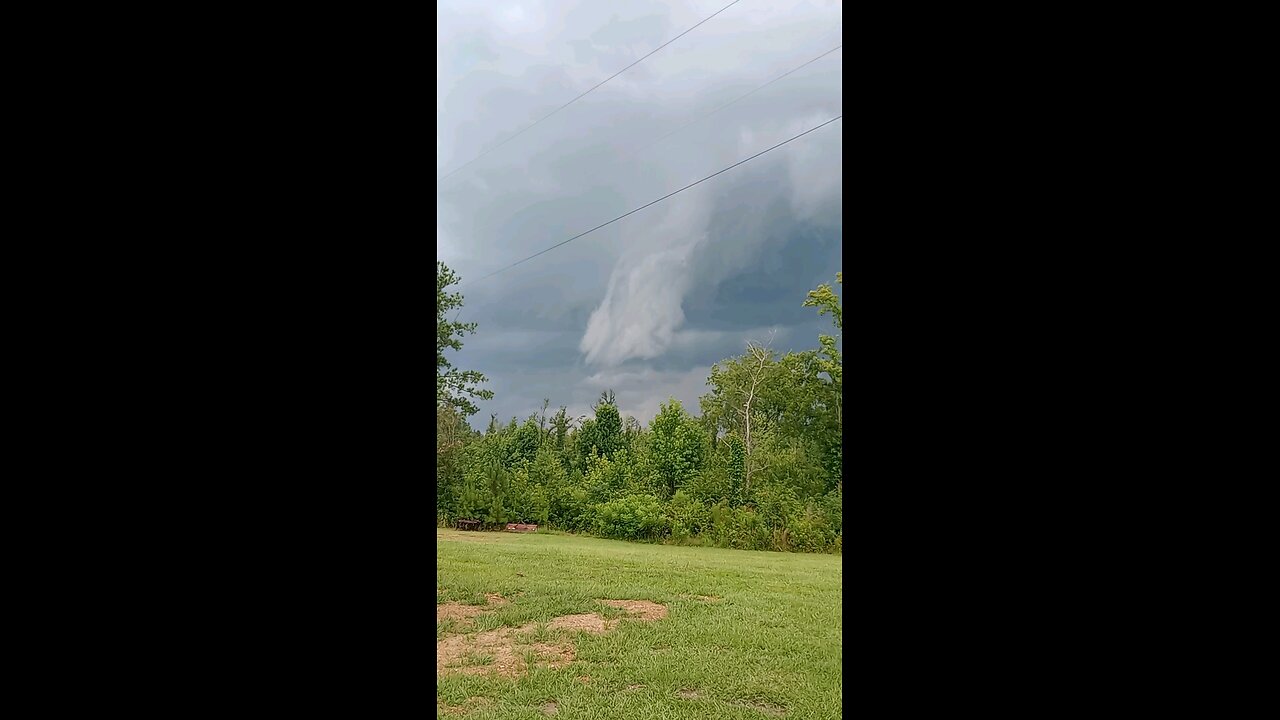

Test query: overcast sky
[437,0,842,430]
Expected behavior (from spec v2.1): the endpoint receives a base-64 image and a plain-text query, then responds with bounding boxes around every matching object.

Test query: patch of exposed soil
[676,688,702,699]
[436,593,509,626]
[598,599,669,620]
[437,603,487,623]
[437,621,575,678]
[541,702,559,715]
[532,641,576,665]
[548,613,617,634]
[625,684,646,691]
[437,599,668,679]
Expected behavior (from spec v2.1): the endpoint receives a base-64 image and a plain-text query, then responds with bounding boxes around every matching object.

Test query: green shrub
[593,494,668,541]
[666,490,709,541]
[710,505,768,550]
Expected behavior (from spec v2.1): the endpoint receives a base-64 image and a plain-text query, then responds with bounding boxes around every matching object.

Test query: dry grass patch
[547,613,617,634]
[436,597,668,679]
[436,603,487,624]
[436,593,509,628]
[437,621,576,678]
[598,599,668,620]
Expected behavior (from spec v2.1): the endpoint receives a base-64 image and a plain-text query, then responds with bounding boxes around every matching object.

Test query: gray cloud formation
[437,0,842,428]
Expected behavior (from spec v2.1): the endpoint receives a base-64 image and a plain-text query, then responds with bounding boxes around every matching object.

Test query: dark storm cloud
[438,0,842,428]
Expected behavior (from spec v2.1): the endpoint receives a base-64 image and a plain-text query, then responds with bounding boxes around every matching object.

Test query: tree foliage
[649,398,705,498]
[437,262,493,416]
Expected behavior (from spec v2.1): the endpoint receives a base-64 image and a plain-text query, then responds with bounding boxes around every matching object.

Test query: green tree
[508,416,540,467]
[482,455,510,526]
[592,390,623,458]
[726,432,745,504]
[576,391,623,463]
[803,272,842,491]
[436,403,474,522]
[649,398,705,498]
[549,406,571,452]
[700,341,777,501]
[437,262,494,416]
[581,451,628,505]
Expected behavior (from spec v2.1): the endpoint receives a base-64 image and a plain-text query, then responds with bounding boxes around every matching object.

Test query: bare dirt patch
[598,599,669,620]
[437,593,509,626]
[437,599,667,679]
[532,641,576,665]
[625,684,646,691]
[541,702,559,715]
[437,603,487,623]
[676,688,702,699]
[437,621,575,678]
[548,613,618,634]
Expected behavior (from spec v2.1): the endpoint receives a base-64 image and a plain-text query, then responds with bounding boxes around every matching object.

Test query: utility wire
[636,43,841,158]
[436,0,744,185]
[568,39,842,191]
[463,113,843,286]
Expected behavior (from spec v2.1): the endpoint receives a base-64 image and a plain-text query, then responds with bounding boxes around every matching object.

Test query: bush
[727,507,769,550]
[707,504,769,550]
[788,515,834,552]
[666,490,709,541]
[708,501,733,547]
[593,494,667,541]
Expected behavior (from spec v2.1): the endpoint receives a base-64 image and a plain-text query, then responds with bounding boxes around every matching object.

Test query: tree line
[436,261,842,554]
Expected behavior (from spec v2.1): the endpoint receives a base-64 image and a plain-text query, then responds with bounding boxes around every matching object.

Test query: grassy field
[436,528,842,719]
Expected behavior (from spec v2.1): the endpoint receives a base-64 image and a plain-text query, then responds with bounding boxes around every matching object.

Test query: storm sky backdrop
[437,0,842,429]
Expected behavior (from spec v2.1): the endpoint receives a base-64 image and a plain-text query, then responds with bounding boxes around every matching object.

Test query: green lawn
[436,529,842,719]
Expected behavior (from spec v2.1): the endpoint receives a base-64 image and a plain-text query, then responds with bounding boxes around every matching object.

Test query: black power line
[464,113,843,287]
[436,0,744,185]
[636,43,841,157]
[566,39,842,191]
